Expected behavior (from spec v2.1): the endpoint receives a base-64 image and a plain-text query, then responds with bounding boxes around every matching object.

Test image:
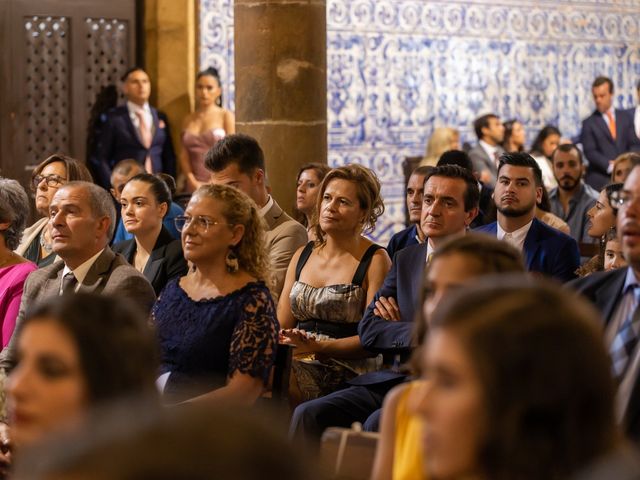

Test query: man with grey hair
[0,181,156,371]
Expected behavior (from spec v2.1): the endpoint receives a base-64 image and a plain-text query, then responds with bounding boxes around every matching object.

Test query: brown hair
[294,162,331,226]
[31,153,93,187]
[429,277,617,480]
[313,164,384,243]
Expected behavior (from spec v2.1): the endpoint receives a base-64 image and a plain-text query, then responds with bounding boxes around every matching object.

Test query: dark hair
[592,76,614,93]
[155,173,177,198]
[411,165,434,177]
[424,165,480,212]
[121,66,147,82]
[429,278,617,480]
[473,114,499,140]
[501,119,524,152]
[498,152,544,187]
[125,174,172,217]
[314,164,384,242]
[437,150,474,172]
[604,182,624,216]
[32,153,94,187]
[197,67,223,107]
[537,185,552,212]
[23,293,159,405]
[204,134,265,175]
[605,227,618,243]
[87,85,118,160]
[551,143,583,165]
[294,163,331,226]
[529,125,561,159]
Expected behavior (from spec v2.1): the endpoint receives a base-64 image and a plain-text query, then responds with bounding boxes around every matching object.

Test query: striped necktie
[610,285,640,379]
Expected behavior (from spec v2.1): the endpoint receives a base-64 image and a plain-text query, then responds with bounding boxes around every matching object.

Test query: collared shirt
[479,140,501,167]
[601,106,616,129]
[497,220,532,252]
[634,105,640,138]
[127,101,153,132]
[606,268,640,422]
[548,183,599,244]
[60,248,105,294]
[258,195,274,218]
[425,238,435,263]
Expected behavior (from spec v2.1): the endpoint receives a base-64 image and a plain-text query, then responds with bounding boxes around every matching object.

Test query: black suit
[112,226,187,296]
[569,268,640,443]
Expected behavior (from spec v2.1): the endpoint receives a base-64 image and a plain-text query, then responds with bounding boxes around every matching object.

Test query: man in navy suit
[475,152,580,282]
[570,158,640,443]
[581,76,638,190]
[90,67,176,189]
[289,165,479,441]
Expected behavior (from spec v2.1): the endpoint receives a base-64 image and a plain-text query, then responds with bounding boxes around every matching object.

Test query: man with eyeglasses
[570,156,640,444]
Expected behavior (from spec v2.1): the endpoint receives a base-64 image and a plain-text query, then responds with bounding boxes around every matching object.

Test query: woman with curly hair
[278,164,391,402]
[152,184,278,405]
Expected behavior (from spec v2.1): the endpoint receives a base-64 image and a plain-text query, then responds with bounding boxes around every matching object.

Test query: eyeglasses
[174,215,232,233]
[31,174,66,190]
[608,190,639,209]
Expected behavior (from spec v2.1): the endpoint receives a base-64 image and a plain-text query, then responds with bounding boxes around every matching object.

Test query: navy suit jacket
[581,108,636,190]
[568,268,640,442]
[350,243,427,386]
[90,105,177,188]
[474,217,580,282]
[386,224,420,260]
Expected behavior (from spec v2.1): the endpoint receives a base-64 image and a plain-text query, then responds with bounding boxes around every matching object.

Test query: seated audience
[113,174,188,295]
[420,127,460,167]
[386,166,431,258]
[412,277,620,479]
[577,182,623,276]
[289,165,479,442]
[0,181,156,371]
[371,234,525,480]
[294,162,331,240]
[15,154,93,267]
[153,184,279,405]
[278,164,391,402]
[205,134,307,302]
[500,119,525,152]
[0,180,37,348]
[468,113,505,187]
[475,152,580,282]
[571,158,640,443]
[529,124,561,190]
[548,143,599,243]
[6,292,158,450]
[612,152,640,184]
[604,227,627,271]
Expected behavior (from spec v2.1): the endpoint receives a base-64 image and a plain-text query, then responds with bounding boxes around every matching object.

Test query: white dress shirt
[497,220,532,252]
[258,195,274,217]
[60,248,105,294]
[634,105,640,138]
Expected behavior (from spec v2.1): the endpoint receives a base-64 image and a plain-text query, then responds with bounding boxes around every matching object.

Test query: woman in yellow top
[371,234,525,480]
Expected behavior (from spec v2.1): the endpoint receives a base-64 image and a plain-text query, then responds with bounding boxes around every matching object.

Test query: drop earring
[225,248,239,273]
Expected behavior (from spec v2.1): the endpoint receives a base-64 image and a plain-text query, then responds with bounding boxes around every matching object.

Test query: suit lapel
[80,248,115,293]
[522,219,541,270]
[596,111,615,143]
[263,199,283,231]
[595,268,627,324]
[123,106,145,148]
[142,227,173,282]
[150,108,159,140]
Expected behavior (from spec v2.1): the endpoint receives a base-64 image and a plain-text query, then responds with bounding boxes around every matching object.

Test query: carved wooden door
[0,0,138,186]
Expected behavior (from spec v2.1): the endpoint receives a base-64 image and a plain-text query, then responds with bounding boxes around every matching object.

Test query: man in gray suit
[468,113,506,188]
[205,134,307,301]
[0,181,156,370]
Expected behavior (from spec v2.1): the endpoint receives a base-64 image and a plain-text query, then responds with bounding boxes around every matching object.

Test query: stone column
[144,0,196,176]
[234,0,327,213]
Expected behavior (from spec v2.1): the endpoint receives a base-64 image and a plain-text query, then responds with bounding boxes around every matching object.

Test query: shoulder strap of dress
[294,242,315,281]
[351,244,384,286]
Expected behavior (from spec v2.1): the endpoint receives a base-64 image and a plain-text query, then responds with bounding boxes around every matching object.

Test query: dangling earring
[225,248,239,274]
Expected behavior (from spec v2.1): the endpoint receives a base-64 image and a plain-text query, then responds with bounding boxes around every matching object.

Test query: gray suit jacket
[468,143,505,187]
[0,247,156,371]
[263,198,307,302]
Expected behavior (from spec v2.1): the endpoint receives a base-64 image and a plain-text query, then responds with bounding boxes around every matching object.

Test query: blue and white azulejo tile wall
[200,0,640,244]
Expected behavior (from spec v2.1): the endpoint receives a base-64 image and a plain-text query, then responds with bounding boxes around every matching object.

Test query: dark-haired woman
[530,125,561,190]
[113,174,188,295]
[180,68,235,192]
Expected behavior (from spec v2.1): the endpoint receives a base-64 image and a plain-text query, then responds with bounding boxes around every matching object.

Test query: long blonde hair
[421,127,459,167]
[192,184,270,283]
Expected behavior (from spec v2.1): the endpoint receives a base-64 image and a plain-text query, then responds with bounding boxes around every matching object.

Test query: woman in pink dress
[0,179,37,348]
[180,68,235,192]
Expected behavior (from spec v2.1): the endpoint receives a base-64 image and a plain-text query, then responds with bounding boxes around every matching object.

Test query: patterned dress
[153,278,279,403]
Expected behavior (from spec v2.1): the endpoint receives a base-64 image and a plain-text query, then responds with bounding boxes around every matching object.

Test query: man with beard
[475,152,580,282]
[570,157,640,443]
[548,144,599,244]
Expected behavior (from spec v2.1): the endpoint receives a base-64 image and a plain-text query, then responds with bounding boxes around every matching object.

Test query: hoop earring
[225,248,239,274]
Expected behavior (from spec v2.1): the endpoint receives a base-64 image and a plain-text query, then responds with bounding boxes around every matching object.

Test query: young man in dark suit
[570,159,640,444]
[581,76,638,190]
[90,67,177,189]
[474,152,580,282]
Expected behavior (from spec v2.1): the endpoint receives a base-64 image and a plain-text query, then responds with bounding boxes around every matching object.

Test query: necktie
[606,111,617,140]
[135,111,154,173]
[426,253,433,264]
[610,286,640,379]
[61,272,78,295]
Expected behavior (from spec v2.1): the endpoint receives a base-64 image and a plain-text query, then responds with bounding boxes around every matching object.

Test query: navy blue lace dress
[152,278,279,403]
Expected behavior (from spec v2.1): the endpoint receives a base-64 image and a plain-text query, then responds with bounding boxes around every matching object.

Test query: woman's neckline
[177,278,264,303]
